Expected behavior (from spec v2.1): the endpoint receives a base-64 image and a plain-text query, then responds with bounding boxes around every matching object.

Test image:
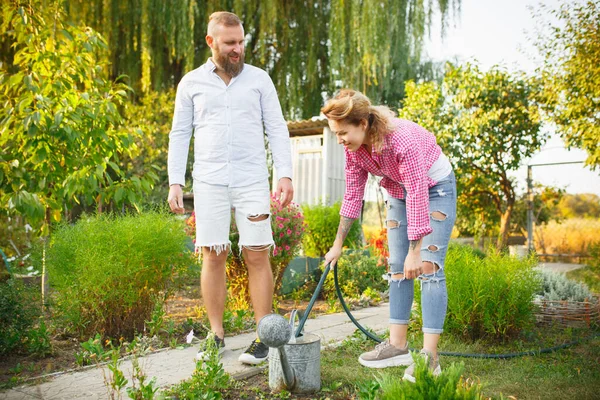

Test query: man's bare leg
[201,247,228,339]
[242,247,273,323]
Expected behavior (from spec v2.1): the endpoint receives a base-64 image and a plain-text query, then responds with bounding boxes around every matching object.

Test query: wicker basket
[534,297,600,328]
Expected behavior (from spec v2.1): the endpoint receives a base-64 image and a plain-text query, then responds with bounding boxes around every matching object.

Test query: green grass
[566,266,600,294]
[317,326,600,400]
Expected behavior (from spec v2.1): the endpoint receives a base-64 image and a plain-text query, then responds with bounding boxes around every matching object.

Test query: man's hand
[275,177,294,208]
[168,184,185,214]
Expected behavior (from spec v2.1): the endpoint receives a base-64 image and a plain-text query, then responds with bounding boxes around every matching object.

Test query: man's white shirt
[168,58,292,187]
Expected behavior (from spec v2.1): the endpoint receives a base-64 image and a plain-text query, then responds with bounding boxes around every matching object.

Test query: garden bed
[0,286,337,389]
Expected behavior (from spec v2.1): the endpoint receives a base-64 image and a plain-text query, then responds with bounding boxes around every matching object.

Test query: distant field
[534,218,600,257]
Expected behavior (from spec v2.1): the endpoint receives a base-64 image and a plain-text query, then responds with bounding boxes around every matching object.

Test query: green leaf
[60,29,74,41]
[114,187,125,203]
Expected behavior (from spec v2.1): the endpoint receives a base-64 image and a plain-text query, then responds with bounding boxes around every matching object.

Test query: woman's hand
[324,244,343,268]
[403,251,423,279]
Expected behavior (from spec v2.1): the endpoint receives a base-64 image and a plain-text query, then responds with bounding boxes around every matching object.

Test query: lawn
[168,323,600,399]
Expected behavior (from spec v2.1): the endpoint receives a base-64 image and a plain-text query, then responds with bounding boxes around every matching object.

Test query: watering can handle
[288,309,299,343]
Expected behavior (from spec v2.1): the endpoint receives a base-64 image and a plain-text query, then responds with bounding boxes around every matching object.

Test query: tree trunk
[497,203,514,249]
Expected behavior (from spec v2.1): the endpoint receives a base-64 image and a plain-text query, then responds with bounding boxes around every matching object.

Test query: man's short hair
[207,11,242,36]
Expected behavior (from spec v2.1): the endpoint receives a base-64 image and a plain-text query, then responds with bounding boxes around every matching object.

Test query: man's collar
[206,58,218,72]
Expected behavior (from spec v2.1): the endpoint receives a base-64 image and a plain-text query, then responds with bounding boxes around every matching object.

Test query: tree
[0,3,157,234]
[535,0,600,168]
[512,184,565,236]
[1,0,460,119]
[557,193,600,218]
[399,63,547,248]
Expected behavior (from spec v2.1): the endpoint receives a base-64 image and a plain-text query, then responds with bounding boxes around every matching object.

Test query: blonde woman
[322,89,456,382]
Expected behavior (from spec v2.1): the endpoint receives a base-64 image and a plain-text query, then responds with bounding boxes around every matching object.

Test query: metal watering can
[257,310,321,393]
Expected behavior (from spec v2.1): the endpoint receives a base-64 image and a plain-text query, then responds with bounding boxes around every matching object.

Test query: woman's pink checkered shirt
[341,118,445,241]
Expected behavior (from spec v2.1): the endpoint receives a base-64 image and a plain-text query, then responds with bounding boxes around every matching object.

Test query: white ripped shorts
[193,179,274,255]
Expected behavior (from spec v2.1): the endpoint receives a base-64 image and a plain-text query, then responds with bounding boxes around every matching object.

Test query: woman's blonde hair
[321,89,395,152]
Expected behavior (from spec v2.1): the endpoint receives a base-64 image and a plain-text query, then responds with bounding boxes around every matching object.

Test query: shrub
[45,212,192,339]
[0,3,157,234]
[428,244,541,340]
[302,201,362,257]
[0,279,41,354]
[537,269,594,302]
[375,357,486,399]
[323,251,387,300]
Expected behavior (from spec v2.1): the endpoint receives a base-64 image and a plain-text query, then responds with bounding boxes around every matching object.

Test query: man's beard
[215,48,245,77]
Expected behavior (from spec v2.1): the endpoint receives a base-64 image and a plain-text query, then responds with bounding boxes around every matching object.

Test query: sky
[424,0,600,196]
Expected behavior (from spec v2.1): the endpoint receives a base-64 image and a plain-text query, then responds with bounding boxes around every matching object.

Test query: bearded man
[167,11,293,365]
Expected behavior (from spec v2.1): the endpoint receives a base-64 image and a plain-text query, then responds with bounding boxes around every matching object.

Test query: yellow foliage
[535,218,600,255]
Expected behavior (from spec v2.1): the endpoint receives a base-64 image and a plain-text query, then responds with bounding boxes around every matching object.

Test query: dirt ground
[222,371,352,399]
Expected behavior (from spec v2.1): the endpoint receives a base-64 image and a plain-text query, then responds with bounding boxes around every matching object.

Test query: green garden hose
[294,262,600,359]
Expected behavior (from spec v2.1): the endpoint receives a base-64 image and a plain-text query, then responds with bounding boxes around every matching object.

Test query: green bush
[427,244,541,340]
[537,269,594,302]
[302,201,362,257]
[0,279,41,354]
[375,357,487,399]
[0,3,157,234]
[323,251,387,300]
[45,212,192,339]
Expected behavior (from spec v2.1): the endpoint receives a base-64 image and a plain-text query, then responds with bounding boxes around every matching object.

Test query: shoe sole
[358,353,413,368]
[195,346,225,362]
[238,353,268,365]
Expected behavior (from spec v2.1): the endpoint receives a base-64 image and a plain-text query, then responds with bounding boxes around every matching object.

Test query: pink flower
[273,248,278,256]
[285,245,290,251]
[280,232,284,238]
[287,229,292,235]
[276,216,284,221]
[278,223,284,229]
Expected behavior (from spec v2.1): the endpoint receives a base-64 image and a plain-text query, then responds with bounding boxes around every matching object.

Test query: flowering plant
[185,211,196,240]
[365,227,389,267]
[270,194,305,270]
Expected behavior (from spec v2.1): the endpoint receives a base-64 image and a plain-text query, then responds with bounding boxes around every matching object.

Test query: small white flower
[24,224,32,232]
[186,329,195,344]
[27,266,34,271]
[23,254,31,260]
[7,256,16,262]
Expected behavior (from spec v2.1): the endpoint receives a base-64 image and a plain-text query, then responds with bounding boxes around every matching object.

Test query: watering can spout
[278,348,296,390]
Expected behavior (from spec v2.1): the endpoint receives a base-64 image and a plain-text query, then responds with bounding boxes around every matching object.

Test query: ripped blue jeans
[385,172,456,334]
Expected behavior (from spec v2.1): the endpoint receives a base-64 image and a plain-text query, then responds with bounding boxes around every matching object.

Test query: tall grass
[419,244,541,340]
[535,218,600,256]
[45,212,192,339]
